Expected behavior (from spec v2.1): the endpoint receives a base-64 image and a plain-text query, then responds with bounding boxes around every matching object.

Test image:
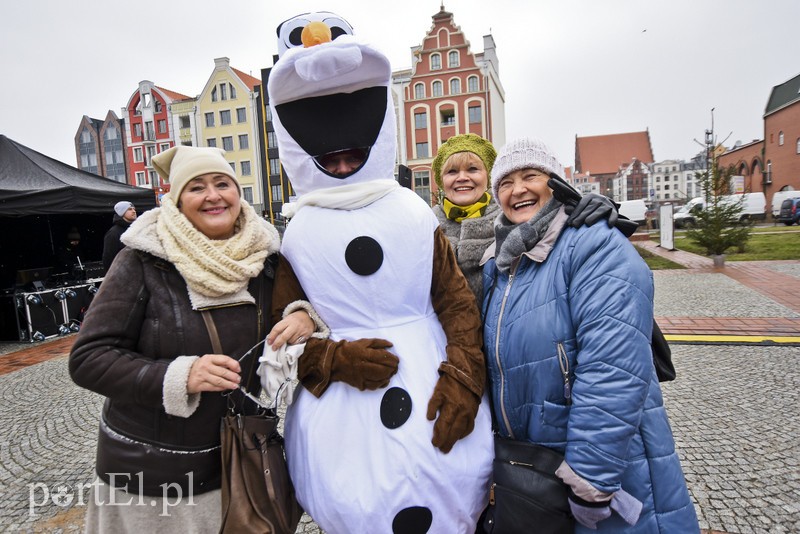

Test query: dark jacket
[102,214,131,271]
[69,247,275,495]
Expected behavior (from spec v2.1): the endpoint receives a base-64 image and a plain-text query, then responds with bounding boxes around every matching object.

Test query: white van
[673,192,766,228]
[770,190,800,218]
[618,199,647,226]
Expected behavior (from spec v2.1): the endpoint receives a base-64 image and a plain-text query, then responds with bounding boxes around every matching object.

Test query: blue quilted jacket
[482,215,698,533]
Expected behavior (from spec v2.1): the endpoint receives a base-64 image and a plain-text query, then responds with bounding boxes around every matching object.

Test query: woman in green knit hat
[432,133,619,303]
[432,134,501,301]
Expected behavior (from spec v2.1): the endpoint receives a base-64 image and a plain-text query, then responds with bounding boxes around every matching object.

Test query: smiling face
[441,152,489,206]
[178,173,241,240]
[496,168,554,224]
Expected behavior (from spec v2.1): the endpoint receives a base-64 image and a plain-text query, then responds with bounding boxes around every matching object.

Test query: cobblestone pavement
[1,247,798,532]
[1,344,798,533]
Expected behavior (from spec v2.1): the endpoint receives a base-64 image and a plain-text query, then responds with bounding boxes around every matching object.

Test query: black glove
[564,193,619,229]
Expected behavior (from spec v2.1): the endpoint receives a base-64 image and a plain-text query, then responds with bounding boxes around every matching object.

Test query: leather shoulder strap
[201,310,223,354]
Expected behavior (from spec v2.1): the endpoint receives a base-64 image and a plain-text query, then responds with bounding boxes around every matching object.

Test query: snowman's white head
[268,14,396,196]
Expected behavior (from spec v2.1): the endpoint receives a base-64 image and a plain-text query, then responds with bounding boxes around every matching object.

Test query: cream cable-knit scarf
[122,195,279,310]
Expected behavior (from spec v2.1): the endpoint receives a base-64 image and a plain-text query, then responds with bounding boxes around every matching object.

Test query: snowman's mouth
[275,86,386,178]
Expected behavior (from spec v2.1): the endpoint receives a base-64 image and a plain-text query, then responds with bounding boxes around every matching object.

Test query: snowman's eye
[330,26,347,40]
[289,27,304,47]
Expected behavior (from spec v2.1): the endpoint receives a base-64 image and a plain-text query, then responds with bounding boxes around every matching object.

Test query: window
[222,136,234,151]
[146,145,156,165]
[449,79,460,95]
[211,86,218,102]
[271,185,283,202]
[664,193,670,199]
[205,112,215,127]
[674,175,679,181]
[155,100,162,113]
[267,131,277,149]
[149,170,159,186]
[236,107,247,123]
[229,83,237,99]
[241,160,251,176]
[134,123,143,138]
[414,171,431,204]
[159,143,170,152]
[665,184,670,190]
[430,54,441,70]
[103,126,118,141]
[269,158,281,175]
[416,142,429,158]
[220,83,228,101]
[80,129,92,143]
[448,50,459,68]
[467,75,479,92]
[432,81,442,97]
[779,131,784,145]
[440,109,455,126]
[414,111,427,129]
[242,186,253,203]
[414,83,425,99]
[468,105,481,124]
[158,120,166,134]
[135,171,146,186]
[265,107,272,121]
[133,147,143,162]
[797,138,800,154]
[229,162,236,172]
[220,110,231,125]
[655,177,660,183]
[145,121,155,141]
[239,134,249,150]
[207,138,217,147]
[179,115,191,129]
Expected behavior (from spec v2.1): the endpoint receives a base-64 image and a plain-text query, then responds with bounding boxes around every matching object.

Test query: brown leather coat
[69,248,274,494]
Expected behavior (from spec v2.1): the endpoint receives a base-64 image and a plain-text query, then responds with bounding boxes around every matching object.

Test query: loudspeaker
[398,164,412,189]
[16,289,67,341]
[0,294,23,341]
[62,284,96,324]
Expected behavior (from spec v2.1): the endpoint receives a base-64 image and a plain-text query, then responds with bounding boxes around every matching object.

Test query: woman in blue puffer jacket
[481,138,699,533]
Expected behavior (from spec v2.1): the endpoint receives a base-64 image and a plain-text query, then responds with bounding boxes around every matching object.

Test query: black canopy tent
[0,134,156,215]
[0,134,157,289]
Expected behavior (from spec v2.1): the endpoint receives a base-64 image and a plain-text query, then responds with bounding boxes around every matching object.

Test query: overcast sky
[2,0,798,170]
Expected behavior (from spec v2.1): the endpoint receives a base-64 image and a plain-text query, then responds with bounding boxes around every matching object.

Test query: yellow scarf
[442,191,492,222]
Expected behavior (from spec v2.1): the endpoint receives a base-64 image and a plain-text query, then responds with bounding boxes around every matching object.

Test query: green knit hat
[432,134,497,190]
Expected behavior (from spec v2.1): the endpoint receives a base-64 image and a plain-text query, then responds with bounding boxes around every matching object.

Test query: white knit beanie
[114,201,134,217]
[152,146,239,198]
[491,138,564,200]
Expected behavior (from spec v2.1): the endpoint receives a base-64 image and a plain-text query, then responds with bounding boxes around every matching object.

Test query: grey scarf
[494,197,562,273]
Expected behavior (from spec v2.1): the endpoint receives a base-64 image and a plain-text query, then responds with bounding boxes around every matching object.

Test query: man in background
[102,201,137,271]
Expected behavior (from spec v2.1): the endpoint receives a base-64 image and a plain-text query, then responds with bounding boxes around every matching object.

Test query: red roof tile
[155,86,192,102]
[232,67,261,91]
[575,131,654,175]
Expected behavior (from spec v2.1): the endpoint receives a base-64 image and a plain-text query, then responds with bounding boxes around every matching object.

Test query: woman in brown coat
[69,146,316,533]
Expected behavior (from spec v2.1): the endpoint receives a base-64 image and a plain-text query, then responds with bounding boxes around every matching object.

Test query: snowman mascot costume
[268,13,493,534]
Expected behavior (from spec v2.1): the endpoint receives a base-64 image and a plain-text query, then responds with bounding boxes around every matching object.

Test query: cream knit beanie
[491,138,564,200]
[152,146,239,197]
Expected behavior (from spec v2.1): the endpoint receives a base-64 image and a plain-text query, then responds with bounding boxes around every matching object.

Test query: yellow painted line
[665,334,800,344]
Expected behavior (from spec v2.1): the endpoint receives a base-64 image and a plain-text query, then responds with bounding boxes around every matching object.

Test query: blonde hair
[442,152,487,176]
